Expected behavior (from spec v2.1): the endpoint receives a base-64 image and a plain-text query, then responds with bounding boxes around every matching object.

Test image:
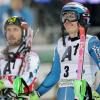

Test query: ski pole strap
[74,80,92,100]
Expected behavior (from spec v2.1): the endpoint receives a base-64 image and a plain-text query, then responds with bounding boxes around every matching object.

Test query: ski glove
[29,91,40,100]
[92,91,100,100]
[0,80,5,91]
[13,77,25,95]
[74,80,87,100]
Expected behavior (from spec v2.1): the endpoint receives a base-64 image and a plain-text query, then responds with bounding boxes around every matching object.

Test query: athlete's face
[6,25,22,46]
[64,21,78,34]
[63,12,79,37]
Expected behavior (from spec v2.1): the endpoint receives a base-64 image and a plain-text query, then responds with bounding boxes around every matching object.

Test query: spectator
[0,0,34,36]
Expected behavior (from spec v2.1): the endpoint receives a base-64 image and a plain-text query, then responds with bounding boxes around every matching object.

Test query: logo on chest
[61,43,79,62]
[3,58,23,75]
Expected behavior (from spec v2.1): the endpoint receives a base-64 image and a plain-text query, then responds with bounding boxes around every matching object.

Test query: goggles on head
[62,11,78,23]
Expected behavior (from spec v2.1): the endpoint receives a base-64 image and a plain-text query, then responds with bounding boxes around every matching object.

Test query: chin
[9,43,15,46]
[8,39,21,46]
[67,30,74,33]
[8,42,17,46]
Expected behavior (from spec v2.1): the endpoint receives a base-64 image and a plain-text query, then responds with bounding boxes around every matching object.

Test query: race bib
[59,63,94,87]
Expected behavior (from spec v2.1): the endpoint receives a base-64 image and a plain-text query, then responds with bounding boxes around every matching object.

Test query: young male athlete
[0,16,40,99]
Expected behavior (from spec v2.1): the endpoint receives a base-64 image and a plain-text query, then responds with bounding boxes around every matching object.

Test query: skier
[34,2,100,100]
[0,16,40,99]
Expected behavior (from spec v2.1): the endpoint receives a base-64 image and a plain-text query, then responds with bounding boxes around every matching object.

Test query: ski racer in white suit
[35,2,100,100]
[0,16,40,99]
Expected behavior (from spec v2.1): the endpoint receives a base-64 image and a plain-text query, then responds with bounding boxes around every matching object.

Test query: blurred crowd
[0,0,100,45]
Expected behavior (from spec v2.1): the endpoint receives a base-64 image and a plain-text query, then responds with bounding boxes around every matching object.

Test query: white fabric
[0,47,40,88]
[57,35,98,88]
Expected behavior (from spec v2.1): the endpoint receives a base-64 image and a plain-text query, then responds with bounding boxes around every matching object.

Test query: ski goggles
[62,11,78,23]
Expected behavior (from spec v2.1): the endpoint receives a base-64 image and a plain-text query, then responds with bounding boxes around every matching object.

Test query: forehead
[6,25,21,29]
[63,11,77,16]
